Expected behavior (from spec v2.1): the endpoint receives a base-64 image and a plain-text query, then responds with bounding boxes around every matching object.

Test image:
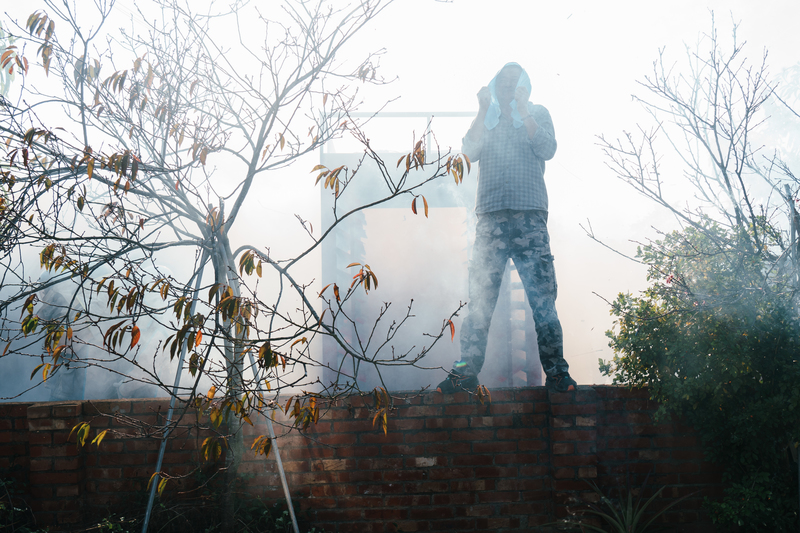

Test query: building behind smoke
[319,113,544,391]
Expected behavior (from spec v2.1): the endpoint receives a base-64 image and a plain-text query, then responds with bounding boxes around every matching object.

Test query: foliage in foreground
[596,15,800,532]
[0,475,326,533]
[554,475,694,533]
[602,222,800,531]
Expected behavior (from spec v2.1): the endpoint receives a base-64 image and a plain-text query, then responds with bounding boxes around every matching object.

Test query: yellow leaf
[77,421,90,447]
[157,477,168,497]
[30,363,45,381]
[92,429,109,448]
[207,385,216,400]
[318,283,332,298]
[130,325,141,348]
[146,472,158,492]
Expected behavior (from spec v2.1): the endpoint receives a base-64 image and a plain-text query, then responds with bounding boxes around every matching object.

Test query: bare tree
[595,17,800,531]
[594,15,800,300]
[0,0,470,521]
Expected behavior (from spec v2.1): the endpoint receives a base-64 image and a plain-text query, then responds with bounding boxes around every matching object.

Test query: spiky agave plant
[556,476,695,533]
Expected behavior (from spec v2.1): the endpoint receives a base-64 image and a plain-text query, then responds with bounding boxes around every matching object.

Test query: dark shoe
[546,373,577,392]
[436,372,479,393]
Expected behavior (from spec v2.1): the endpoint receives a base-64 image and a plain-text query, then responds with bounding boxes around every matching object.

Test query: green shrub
[603,221,800,531]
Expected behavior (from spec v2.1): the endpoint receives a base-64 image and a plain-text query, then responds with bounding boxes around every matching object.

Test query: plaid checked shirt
[461,103,557,214]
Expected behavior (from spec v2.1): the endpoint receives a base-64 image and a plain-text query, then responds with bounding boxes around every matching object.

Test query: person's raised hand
[477,86,491,111]
[514,86,530,116]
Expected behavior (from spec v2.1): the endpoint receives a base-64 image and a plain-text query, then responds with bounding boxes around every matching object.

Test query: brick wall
[0,386,724,532]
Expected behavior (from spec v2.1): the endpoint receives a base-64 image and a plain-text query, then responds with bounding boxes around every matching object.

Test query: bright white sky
[3,0,800,388]
[348,0,800,384]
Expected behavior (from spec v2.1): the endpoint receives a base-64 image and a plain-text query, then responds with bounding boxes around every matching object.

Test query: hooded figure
[437,62,577,394]
[484,62,532,130]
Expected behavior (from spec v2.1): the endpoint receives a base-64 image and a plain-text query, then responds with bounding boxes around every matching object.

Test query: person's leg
[510,211,573,389]
[458,211,510,378]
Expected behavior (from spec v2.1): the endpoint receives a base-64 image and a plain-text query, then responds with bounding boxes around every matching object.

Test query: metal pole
[247,350,300,533]
[141,256,208,533]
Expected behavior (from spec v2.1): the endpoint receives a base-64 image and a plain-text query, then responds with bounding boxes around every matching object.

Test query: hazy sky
[3,0,799,389]
[347,0,800,384]
[323,0,798,384]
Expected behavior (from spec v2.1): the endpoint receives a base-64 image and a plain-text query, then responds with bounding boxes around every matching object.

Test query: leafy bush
[602,221,800,531]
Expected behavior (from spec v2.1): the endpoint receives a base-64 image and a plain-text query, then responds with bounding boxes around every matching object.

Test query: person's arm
[515,86,538,140]
[515,88,557,161]
[462,86,491,160]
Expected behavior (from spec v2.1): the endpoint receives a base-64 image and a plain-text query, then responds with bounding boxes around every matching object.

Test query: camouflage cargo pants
[460,209,568,378]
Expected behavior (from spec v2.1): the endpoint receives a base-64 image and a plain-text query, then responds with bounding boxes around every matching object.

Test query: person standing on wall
[438,62,577,393]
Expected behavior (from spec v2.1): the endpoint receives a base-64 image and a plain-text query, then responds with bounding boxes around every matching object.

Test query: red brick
[428,467,475,480]
[381,444,425,456]
[576,442,596,454]
[315,432,358,446]
[487,403,534,415]
[364,508,406,520]
[54,457,80,470]
[551,403,598,416]
[494,453,538,465]
[472,440,517,454]
[552,416,573,428]
[56,485,81,497]
[28,432,52,445]
[29,445,79,458]
[496,428,542,440]
[476,490,519,503]
[425,441,471,454]
[519,439,548,452]
[400,405,444,418]
[409,506,454,520]
[552,442,573,454]
[52,403,82,417]
[30,457,52,471]
[431,491,473,505]
[390,418,426,432]
[553,455,597,467]
[27,405,52,419]
[451,454,494,467]
[552,429,597,442]
[88,400,133,415]
[474,466,518,478]
[519,465,549,477]
[356,458,403,470]
[598,425,633,437]
[424,417,468,430]
[605,437,652,449]
[443,405,481,416]
[470,415,513,427]
[29,471,81,485]
[451,479,494,492]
